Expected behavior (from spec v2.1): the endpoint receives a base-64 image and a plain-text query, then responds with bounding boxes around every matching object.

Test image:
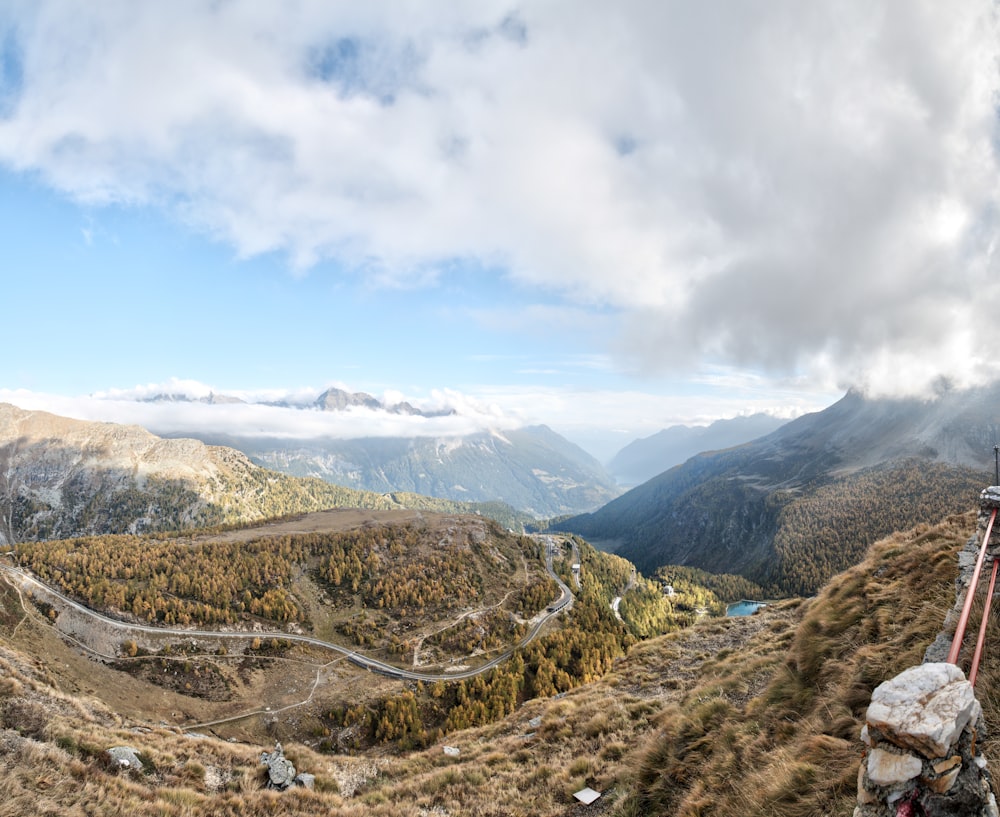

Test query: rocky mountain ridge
[559,387,996,593]
[144,386,456,417]
[177,424,620,519]
[0,403,532,544]
[136,387,618,517]
[607,412,787,485]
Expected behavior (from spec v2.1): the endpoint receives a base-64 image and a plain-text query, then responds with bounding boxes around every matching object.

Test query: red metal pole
[969,557,999,688]
[948,508,997,666]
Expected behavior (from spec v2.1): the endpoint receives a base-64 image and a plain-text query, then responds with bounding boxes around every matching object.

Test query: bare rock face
[0,403,237,543]
[865,663,980,759]
[0,402,370,544]
[261,742,296,790]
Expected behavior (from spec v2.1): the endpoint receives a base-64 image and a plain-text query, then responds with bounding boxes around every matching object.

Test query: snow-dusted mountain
[129,386,620,517]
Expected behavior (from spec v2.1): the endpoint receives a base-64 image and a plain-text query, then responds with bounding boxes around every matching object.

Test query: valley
[4,399,1000,814]
[4,7,994,813]
[1,507,709,757]
[2,508,995,816]
[559,387,998,595]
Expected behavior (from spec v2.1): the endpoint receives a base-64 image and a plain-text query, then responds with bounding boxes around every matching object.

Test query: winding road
[0,536,575,684]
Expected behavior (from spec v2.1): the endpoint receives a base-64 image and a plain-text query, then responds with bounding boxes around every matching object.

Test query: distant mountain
[558,387,995,594]
[145,386,456,417]
[142,391,246,405]
[197,425,621,519]
[607,414,787,485]
[114,386,619,518]
[314,387,456,417]
[0,403,534,543]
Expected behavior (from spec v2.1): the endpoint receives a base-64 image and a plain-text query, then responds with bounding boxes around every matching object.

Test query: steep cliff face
[0,403,400,543]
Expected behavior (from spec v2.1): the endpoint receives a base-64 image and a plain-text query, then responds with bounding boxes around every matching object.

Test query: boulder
[866,664,980,759]
[260,741,296,790]
[107,746,143,773]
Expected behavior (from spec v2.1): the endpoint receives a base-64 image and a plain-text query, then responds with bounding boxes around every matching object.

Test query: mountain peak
[315,388,382,412]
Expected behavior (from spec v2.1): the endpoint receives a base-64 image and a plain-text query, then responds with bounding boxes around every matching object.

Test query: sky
[0,1,998,462]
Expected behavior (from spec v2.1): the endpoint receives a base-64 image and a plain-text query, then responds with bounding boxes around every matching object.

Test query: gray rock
[294,772,315,790]
[979,486,1000,510]
[107,746,143,772]
[260,741,299,791]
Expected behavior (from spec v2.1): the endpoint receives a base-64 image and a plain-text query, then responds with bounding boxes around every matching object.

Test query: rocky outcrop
[856,488,1000,816]
[260,742,314,791]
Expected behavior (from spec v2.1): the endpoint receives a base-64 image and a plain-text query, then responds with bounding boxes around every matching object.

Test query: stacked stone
[924,491,1000,664]
[854,663,997,817]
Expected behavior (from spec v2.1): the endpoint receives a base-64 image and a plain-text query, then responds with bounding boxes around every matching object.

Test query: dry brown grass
[0,580,802,816]
[617,511,977,817]
[0,510,989,816]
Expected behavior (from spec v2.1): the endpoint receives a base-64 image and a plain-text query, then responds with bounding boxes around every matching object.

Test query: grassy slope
[0,510,993,816]
[619,510,979,816]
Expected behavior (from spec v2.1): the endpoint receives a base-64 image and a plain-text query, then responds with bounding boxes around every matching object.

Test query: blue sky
[1,2,998,460]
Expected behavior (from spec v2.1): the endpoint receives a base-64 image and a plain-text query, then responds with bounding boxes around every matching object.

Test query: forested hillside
[8,510,733,755]
[0,506,988,816]
[560,387,998,594]
[567,458,980,595]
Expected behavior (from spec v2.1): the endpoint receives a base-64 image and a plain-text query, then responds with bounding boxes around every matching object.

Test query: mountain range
[139,387,620,518]
[208,425,619,520]
[558,386,996,594]
[606,413,787,485]
[142,386,456,417]
[0,402,537,543]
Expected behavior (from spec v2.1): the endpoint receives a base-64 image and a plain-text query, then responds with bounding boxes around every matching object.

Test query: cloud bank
[0,380,524,442]
[0,376,825,463]
[2,1,999,394]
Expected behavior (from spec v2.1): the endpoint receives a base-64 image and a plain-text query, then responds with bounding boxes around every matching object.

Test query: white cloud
[0,381,525,441]
[1,2,998,395]
[0,373,836,459]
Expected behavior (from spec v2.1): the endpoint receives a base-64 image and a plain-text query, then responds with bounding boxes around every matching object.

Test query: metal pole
[994,444,999,486]
[970,557,1000,688]
[949,508,997,665]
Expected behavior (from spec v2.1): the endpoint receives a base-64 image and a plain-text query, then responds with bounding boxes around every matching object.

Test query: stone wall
[855,488,1000,816]
[854,663,995,816]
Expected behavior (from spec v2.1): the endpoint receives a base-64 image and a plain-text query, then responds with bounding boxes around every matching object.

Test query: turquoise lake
[726,600,766,617]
